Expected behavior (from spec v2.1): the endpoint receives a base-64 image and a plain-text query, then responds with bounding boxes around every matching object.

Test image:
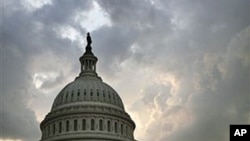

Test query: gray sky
[0,0,249,141]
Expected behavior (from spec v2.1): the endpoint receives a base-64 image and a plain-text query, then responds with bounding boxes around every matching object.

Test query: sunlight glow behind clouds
[55,25,82,42]
[1,0,249,141]
[0,139,22,141]
[32,72,60,89]
[75,1,112,32]
[22,0,52,11]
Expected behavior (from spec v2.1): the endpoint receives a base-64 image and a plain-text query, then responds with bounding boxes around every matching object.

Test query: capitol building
[40,33,136,141]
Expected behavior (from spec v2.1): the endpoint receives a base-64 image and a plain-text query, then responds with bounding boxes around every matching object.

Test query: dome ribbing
[51,76,125,111]
[40,33,136,141]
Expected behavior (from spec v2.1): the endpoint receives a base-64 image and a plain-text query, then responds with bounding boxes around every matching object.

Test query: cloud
[129,26,250,141]
[93,1,249,141]
[33,0,92,25]
[0,45,40,140]
[169,26,249,141]
[1,0,249,141]
[0,0,90,140]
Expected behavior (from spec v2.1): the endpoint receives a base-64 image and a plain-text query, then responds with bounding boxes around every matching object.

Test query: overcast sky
[0,0,249,141]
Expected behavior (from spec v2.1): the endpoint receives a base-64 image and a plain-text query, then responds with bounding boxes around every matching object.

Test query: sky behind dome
[0,0,249,141]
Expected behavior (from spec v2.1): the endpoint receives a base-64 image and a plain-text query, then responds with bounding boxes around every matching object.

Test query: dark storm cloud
[34,0,92,25]
[1,0,249,141]
[0,46,40,140]
[1,1,41,140]
[91,26,137,77]
[97,0,173,35]
[93,0,249,141]
[167,26,250,141]
[93,0,174,77]
[94,0,249,76]
[128,26,249,141]
[0,0,92,140]
[164,0,249,49]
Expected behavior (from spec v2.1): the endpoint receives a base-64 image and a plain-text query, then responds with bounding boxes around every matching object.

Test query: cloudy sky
[0,0,249,141]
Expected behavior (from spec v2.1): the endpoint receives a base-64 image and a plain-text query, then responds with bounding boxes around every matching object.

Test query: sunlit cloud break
[0,0,249,141]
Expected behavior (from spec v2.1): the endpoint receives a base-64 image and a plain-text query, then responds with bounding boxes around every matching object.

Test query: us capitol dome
[40,33,136,141]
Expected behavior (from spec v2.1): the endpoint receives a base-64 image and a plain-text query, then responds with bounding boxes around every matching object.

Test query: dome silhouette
[40,33,136,141]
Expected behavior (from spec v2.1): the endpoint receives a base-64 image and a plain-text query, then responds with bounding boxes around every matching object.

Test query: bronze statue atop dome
[84,32,93,55]
[87,32,92,45]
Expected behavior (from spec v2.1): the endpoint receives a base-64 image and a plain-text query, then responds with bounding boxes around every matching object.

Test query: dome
[51,76,125,111]
[40,33,136,141]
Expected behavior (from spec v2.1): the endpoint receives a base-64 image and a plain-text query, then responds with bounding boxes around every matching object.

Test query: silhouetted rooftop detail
[84,32,93,55]
[87,32,92,45]
[40,31,136,141]
[78,32,99,79]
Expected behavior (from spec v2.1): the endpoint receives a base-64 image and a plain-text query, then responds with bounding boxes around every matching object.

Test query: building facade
[40,33,136,141]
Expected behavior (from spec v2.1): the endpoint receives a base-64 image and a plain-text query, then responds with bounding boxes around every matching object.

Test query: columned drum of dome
[40,33,136,141]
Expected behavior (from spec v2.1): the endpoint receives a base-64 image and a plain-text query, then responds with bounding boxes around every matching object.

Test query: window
[108,93,111,102]
[74,119,78,131]
[107,121,111,132]
[86,61,89,70]
[97,90,99,96]
[66,120,69,132]
[82,119,86,130]
[84,89,86,96]
[113,93,116,102]
[82,64,85,70]
[71,91,74,101]
[77,90,80,100]
[90,89,93,96]
[59,122,62,133]
[114,122,117,133]
[91,119,95,130]
[99,119,103,131]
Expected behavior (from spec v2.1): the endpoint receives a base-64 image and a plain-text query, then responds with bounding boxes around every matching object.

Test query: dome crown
[51,33,125,111]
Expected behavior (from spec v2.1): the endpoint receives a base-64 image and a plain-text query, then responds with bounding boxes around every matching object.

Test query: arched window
[66,120,69,132]
[91,119,95,130]
[59,122,62,133]
[114,122,118,133]
[74,119,78,131]
[107,120,111,132]
[99,119,103,131]
[82,119,86,130]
